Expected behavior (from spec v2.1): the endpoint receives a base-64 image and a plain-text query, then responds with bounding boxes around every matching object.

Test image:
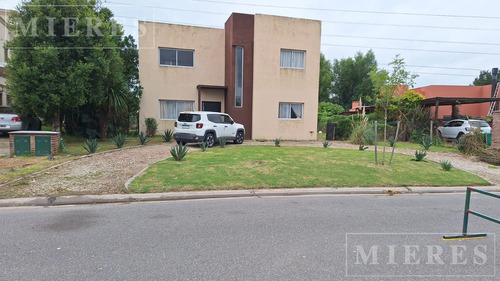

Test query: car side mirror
[230,120,234,125]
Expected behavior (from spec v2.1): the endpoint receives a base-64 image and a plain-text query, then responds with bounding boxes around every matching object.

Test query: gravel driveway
[7,140,500,197]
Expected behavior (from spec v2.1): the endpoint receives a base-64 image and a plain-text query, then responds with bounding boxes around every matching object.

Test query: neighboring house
[138,13,321,140]
[0,9,12,110]
[414,85,494,119]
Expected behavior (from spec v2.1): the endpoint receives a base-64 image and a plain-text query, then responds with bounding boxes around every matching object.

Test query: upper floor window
[235,46,244,107]
[280,49,305,69]
[159,48,194,67]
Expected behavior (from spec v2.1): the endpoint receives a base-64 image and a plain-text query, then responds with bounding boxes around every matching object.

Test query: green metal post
[461,187,472,236]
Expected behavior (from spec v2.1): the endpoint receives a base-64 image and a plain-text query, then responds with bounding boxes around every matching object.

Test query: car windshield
[178,114,201,122]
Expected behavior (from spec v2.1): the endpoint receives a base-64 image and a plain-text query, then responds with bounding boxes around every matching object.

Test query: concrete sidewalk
[1,186,499,208]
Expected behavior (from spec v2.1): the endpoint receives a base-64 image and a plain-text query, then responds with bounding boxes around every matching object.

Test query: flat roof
[421,97,500,106]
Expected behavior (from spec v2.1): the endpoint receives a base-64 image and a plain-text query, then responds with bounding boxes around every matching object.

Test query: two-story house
[138,13,321,140]
[0,9,11,110]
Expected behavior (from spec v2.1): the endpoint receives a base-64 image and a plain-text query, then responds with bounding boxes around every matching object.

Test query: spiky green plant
[170,144,188,161]
[420,135,433,150]
[440,160,453,171]
[84,138,99,154]
[145,118,158,137]
[388,136,395,147]
[137,132,150,145]
[200,141,207,152]
[414,150,427,161]
[161,129,173,143]
[322,140,331,149]
[218,137,227,148]
[274,138,281,147]
[111,133,127,148]
[359,145,368,151]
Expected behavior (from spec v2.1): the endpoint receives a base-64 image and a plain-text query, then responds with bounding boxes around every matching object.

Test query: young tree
[370,54,418,164]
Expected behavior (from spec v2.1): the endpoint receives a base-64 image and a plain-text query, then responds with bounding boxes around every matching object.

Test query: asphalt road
[1,194,499,280]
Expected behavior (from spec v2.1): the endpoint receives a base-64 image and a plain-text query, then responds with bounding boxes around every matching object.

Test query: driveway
[0,135,9,156]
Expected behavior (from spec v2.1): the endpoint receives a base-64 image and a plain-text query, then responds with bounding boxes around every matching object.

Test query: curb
[1,186,499,208]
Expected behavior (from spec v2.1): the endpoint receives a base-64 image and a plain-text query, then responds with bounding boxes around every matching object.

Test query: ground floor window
[278,103,303,119]
[159,100,194,120]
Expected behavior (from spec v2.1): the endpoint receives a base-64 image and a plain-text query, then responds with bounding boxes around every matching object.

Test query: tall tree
[319,53,334,102]
[472,70,494,86]
[6,0,137,136]
[331,50,378,110]
[370,54,418,165]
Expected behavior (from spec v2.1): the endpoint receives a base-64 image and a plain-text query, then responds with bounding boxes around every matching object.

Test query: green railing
[443,187,500,240]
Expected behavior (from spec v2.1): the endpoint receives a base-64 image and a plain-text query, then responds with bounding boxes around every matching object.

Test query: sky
[1,0,499,88]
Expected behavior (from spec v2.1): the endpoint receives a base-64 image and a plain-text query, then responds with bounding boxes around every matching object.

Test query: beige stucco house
[138,13,321,140]
[0,9,11,109]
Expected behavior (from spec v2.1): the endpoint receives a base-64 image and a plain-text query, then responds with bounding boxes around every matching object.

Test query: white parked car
[438,119,491,140]
[0,113,23,134]
[173,111,245,147]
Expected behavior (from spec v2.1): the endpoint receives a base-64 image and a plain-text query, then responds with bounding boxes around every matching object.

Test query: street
[1,193,499,280]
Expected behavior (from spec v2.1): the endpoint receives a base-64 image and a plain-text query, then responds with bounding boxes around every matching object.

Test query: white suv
[173,111,245,147]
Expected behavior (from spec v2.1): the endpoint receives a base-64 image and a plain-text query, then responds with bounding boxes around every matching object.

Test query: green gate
[13,136,31,156]
[35,136,51,156]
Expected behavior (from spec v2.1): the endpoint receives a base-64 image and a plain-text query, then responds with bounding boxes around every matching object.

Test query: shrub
[478,148,500,166]
[84,138,99,154]
[170,144,188,161]
[218,137,227,148]
[440,160,453,171]
[456,129,486,156]
[420,135,433,150]
[414,150,427,161]
[410,129,427,144]
[145,118,158,137]
[200,141,207,152]
[350,116,372,145]
[274,138,281,147]
[322,140,331,148]
[137,132,150,145]
[111,133,126,148]
[161,129,173,142]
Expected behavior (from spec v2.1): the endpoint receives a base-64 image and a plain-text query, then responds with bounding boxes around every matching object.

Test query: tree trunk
[99,110,112,141]
[382,108,387,165]
[51,109,61,132]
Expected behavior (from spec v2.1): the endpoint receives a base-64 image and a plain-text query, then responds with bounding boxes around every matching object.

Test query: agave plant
[84,138,99,154]
[440,160,453,171]
[161,129,173,143]
[274,138,281,147]
[111,133,127,148]
[218,137,227,148]
[170,144,188,161]
[322,140,331,149]
[420,135,433,150]
[414,150,427,161]
[200,141,207,152]
[137,132,150,145]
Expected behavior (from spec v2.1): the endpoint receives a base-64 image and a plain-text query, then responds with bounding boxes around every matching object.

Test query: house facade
[414,85,494,119]
[138,13,321,140]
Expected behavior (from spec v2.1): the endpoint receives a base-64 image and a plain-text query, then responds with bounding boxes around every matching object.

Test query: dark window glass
[159,49,176,66]
[221,115,232,124]
[207,114,222,123]
[178,114,200,122]
[178,50,194,67]
[235,46,244,107]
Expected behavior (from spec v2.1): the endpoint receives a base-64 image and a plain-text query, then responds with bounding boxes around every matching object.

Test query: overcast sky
[2,0,499,88]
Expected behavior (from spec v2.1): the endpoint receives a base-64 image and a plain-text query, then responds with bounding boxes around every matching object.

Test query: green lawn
[129,146,488,193]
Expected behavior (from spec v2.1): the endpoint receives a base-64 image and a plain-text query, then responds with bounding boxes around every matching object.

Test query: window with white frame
[159,100,194,120]
[235,46,244,107]
[280,49,305,69]
[159,48,194,67]
[278,103,303,119]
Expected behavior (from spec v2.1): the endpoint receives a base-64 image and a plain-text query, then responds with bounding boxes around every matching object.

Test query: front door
[202,101,221,112]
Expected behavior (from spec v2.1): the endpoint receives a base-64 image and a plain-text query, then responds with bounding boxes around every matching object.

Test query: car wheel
[456,132,464,142]
[234,131,244,144]
[205,133,215,147]
[176,140,186,146]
